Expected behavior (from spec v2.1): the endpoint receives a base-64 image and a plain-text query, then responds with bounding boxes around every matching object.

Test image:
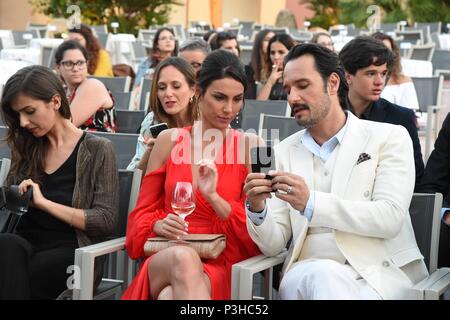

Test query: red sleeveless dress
[122,127,260,299]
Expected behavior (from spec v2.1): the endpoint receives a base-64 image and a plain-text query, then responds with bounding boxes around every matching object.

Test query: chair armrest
[231,251,287,300]
[425,104,441,160]
[73,237,126,300]
[410,267,450,300]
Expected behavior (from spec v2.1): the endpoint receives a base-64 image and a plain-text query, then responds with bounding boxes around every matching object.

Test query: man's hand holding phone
[269,172,310,212]
[244,146,276,212]
[244,172,273,213]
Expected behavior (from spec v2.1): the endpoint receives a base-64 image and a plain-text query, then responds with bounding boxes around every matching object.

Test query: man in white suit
[244,43,428,300]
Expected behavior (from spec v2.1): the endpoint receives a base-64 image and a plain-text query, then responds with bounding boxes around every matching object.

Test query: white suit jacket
[247,112,428,299]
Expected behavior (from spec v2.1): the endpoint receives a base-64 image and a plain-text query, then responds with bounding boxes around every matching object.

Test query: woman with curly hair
[68,24,114,77]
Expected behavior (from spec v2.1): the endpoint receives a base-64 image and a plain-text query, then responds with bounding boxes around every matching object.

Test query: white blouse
[381,82,419,110]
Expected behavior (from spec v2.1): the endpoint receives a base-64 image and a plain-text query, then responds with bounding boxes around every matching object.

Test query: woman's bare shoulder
[398,74,412,84]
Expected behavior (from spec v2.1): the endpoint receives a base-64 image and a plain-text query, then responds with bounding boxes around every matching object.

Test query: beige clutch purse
[144,234,226,260]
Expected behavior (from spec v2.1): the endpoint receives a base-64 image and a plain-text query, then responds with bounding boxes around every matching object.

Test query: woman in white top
[372,32,419,110]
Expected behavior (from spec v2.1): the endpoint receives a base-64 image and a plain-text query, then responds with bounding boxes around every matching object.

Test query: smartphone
[146,123,169,138]
[250,146,276,179]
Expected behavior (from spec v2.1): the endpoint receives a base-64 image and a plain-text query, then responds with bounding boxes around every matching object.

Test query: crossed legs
[148,245,211,300]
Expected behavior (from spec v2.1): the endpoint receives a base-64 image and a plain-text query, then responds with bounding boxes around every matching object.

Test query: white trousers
[279,259,382,300]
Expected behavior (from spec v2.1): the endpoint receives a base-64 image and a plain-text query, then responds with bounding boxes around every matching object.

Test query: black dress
[0,133,85,299]
[269,81,287,101]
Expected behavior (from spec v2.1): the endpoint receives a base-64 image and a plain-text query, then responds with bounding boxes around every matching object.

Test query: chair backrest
[408,43,435,61]
[267,27,289,35]
[26,23,48,38]
[416,22,442,36]
[131,41,147,61]
[240,99,290,132]
[289,30,313,42]
[435,69,450,82]
[0,158,11,187]
[91,25,108,35]
[116,110,145,134]
[411,76,443,112]
[239,21,254,39]
[258,114,302,142]
[96,33,109,49]
[380,22,400,33]
[224,26,242,37]
[431,32,441,50]
[396,30,423,45]
[407,25,431,44]
[11,30,35,47]
[432,50,450,74]
[139,78,152,111]
[40,46,56,69]
[115,169,142,237]
[91,131,139,169]
[112,92,132,110]
[138,29,156,42]
[0,126,11,159]
[90,76,131,93]
[239,45,252,66]
[409,193,443,273]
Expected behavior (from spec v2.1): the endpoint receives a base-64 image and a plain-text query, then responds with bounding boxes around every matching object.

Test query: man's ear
[327,72,340,95]
[344,71,352,85]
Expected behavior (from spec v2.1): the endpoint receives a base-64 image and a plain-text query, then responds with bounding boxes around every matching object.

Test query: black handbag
[0,185,32,233]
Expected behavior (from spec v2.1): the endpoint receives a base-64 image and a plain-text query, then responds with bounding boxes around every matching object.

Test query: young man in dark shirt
[339,36,424,187]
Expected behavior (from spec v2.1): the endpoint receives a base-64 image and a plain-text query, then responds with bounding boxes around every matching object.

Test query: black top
[16,132,86,250]
[244,65,257,100]
[357,98,424,187]
[269,81,287,101]
[416,113,450,267]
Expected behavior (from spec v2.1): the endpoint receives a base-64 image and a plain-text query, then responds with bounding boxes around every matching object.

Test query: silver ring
[286,185,293,194]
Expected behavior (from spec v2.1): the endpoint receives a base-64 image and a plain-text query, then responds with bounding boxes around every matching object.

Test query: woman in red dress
[122,50,261,299]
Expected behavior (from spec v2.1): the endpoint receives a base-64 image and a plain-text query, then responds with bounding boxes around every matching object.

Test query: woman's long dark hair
[250,29,273,82]
[68,24,102,75]
[263,33,295,80]
[149,57,199,128]
[197,49,247,95]
[151,27,178,68]
[0,65,72,184]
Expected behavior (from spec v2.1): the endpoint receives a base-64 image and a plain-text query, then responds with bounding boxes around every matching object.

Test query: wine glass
[171,182,195,219]
[170,182,195,243]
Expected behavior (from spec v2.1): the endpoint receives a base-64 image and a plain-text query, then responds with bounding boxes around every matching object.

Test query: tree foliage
[409,0,450,24]
[29,0,182,34]
[300,0,449,29]
[300,0,341,30]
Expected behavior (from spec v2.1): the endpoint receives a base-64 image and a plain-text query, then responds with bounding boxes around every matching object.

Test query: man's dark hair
[338,36,394,75]
[55,40,89,64]
[210,31,240,54]
[284,43,349,110]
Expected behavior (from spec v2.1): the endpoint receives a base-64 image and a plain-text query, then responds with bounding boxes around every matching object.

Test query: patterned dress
[68,85,116,133]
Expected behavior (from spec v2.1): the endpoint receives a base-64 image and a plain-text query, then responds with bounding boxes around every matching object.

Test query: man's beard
[292,94,331,128]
